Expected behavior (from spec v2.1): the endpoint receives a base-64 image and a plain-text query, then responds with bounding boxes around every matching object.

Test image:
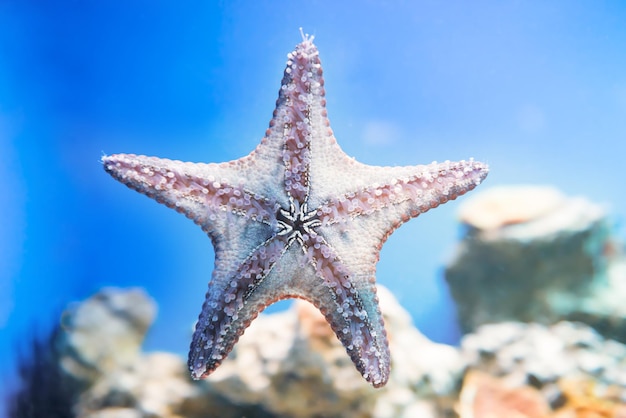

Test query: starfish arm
[300,231,390,387]
[188,235,289,379]
[317,159,488,226]
[276,37,319,203]
[312,159,488,272]
[261,32,324,207]
[102,153,280,232]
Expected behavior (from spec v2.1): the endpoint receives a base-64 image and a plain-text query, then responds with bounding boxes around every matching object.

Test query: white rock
[57,288,157,383]
[446,185,618,335]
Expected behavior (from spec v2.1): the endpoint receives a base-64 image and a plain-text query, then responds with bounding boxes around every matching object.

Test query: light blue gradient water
[2,0,625,403]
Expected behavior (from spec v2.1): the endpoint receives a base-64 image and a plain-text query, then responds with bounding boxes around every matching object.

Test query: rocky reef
[9,289,626,417]
[29,286,463,418]
[446,185,625,340]
[7,185,626,417]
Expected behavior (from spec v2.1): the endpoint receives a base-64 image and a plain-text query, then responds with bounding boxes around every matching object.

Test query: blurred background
[1,0,625,400]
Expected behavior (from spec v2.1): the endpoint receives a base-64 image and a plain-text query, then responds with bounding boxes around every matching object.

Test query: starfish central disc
[276,200,321,244]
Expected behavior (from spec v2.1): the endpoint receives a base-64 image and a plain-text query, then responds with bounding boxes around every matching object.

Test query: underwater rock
[55,288,269,418]
[457,370,551,418]
[445,185,625,337]
[461,321,626,406]
[53,286,461,418]
[458,322,626,417]
[456,369,626,418]
[74,352,239,418]
[55,287,157,386]
[554,377,626,417]
[21,286,626,417]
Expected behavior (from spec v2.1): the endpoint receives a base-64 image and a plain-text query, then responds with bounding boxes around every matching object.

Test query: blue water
[2,1,626,408]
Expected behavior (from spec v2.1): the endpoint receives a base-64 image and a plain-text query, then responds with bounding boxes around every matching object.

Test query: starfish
[102,31,488,388]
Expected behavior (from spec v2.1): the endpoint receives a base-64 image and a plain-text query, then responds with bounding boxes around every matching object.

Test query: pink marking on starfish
[190,236,288,373]
[102,31,488,388]
[102,154,279,231]
[316,159,486,245]
[279,37,318,202]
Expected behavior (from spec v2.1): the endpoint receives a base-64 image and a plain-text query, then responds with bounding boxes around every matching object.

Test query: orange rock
[458,370,551,418]
[554,378,626,418]
[295,299,336,341]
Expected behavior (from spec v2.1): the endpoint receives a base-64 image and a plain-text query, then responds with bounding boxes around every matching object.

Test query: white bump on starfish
[102,33,488,388]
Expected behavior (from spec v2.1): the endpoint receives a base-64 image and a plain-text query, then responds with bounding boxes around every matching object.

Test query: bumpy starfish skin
[102,34,488,388]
